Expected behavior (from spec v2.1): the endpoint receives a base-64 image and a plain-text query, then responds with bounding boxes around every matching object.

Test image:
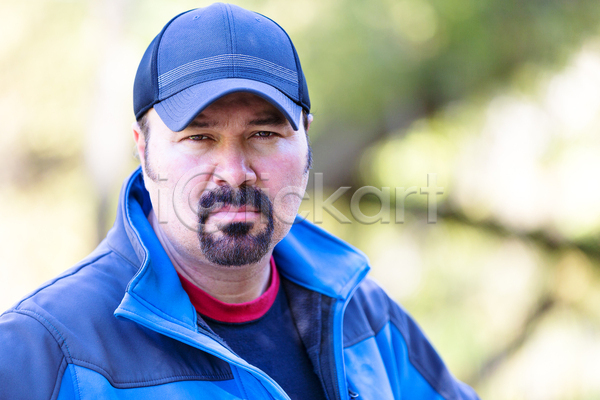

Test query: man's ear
[132,121,146,165]
[306,113,313,132]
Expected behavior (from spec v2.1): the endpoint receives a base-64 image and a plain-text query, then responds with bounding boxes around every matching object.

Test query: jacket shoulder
[7,244,136,334]
[343,278,479,400]
[0,310,67,400]
[0,245,133,393]
[1,243,233,392]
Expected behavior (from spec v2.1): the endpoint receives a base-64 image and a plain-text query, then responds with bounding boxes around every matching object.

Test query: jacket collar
[111,168,370,329]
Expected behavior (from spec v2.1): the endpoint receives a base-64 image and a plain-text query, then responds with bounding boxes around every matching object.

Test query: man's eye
[254,131,275,138]
[187,135,208,141]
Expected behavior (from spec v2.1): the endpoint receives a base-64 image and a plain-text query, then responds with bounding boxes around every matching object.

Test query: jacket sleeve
[343,278,480,400]
[386,298,479,399]
[0,310,69,400]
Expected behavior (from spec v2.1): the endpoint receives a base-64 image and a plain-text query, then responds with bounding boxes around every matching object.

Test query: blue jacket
[0,169,479,400]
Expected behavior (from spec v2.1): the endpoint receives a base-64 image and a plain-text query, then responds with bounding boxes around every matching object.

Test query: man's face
[135,92,310,268]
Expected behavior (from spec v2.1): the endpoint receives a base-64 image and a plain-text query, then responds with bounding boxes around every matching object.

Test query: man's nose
[212,145,257,188]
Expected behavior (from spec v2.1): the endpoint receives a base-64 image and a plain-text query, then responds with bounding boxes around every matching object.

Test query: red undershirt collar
[177,257,280,323]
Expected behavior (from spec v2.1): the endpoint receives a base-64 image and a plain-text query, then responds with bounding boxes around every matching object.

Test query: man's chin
[198,221,274,267]
[199,235,271,266]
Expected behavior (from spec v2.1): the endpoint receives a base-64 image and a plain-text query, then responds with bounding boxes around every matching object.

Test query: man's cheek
[165,167,214,232]
[272,185,307,226]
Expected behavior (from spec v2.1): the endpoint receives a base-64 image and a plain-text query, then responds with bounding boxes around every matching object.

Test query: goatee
[197,185,274,266]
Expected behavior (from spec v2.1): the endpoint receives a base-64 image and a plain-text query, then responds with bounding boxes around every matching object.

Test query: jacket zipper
[329,279,366,400]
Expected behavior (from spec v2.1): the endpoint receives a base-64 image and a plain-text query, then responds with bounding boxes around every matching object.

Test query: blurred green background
[2,0,600,398]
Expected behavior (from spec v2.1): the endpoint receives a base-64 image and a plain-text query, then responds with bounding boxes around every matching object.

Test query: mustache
[198,185,272,223]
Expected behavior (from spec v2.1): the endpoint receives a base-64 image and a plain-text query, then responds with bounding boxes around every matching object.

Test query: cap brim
[154,78,302,132]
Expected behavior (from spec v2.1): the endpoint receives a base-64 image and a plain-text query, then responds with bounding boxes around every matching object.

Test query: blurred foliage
[300,0,600,121]
[2,0,600,399]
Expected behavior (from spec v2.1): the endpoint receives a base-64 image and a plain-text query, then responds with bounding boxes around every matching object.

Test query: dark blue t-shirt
[203,285,327,400]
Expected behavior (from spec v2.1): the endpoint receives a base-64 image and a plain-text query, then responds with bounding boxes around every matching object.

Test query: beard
[197,185,274,266]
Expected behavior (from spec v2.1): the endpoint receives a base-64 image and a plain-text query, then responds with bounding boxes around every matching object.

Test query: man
[0,3,479,399]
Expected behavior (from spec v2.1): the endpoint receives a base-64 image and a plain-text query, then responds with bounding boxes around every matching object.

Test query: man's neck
[147,209,272,304]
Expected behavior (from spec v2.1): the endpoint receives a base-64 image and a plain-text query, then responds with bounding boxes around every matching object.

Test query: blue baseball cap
[133,3,310,131]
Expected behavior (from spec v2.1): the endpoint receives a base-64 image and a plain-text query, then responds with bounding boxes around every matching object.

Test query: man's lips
[208,205,261,222]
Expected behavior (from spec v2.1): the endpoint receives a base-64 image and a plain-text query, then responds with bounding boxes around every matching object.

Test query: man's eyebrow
[248,113,287,127]
[186,113,287,128]
[188,117,217,129]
